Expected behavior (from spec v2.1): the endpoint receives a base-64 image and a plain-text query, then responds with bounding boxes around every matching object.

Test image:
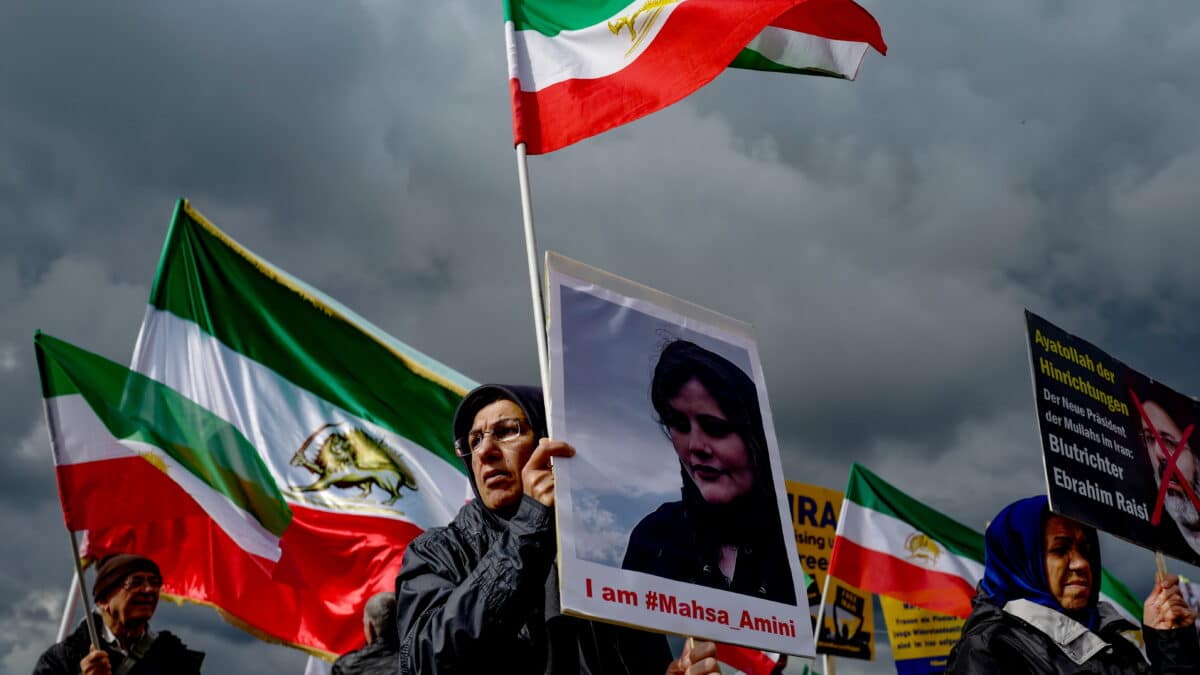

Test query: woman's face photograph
[665,377,754,505]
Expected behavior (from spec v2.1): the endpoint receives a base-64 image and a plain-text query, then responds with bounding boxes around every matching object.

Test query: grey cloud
[4,0,1200,672]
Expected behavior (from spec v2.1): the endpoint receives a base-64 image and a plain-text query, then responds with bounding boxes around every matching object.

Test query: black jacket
[622,499,796,606]
[33,616,203,675]
[332,639,398,675]
[947,596,1199,674]
[395,495,672,675]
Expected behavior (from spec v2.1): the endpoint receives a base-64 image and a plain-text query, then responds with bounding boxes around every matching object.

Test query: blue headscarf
[979,495,1101,630]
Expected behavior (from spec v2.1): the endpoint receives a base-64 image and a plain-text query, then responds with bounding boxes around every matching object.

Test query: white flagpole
[514,142,551,395]
[66,531,102,649]
[56,571,81,642]
[304,655,334,675]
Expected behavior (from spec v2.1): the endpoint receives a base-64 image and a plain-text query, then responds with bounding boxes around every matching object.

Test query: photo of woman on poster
[621,339,797,606]
[546,253,811,654]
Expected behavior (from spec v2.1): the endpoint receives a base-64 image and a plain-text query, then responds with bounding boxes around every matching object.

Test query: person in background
[394,384,721,674]
[332,591,397,675]
[947,495,1199,673]
[33,554,204,675]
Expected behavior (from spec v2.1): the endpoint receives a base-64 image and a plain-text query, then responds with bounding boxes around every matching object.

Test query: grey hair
[364,591,397,641]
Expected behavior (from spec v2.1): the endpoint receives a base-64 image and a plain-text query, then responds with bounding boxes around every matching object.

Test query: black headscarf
[451,384,547,511]
[650,340,778,543]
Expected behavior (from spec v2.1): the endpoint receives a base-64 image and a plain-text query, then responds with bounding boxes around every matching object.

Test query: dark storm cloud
[3,0,1200,672]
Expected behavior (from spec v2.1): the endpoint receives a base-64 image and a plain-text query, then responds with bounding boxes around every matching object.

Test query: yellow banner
[879,596,964,672]
[786,480,874,660]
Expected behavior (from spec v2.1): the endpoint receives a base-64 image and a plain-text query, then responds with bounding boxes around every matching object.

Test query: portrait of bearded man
[1137,389,1200,562]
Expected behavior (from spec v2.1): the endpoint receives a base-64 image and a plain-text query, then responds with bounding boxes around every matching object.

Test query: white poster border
[545,251,813,656]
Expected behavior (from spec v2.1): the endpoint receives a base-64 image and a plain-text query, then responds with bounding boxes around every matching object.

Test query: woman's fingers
[521,439,575,507]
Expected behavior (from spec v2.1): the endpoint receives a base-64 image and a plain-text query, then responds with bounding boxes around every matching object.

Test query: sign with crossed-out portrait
[546,252,813,657]
[1025,310,1200,566]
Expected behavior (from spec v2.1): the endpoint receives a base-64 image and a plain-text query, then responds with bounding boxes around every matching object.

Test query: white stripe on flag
[507,0,684,91]
[132,307,467,526]
[745,26,869,77]
[50,395,282,560]
[839,499,985,584]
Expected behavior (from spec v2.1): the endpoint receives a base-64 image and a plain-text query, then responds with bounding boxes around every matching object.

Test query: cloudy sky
[3,0,1200,673]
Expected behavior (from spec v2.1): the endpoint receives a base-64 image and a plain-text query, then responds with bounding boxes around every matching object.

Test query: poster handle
[1155,550,1168,583]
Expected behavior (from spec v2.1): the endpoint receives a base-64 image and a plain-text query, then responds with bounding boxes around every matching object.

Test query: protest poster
[879,597,963,674]
[1025,310,1200,566]
[546,252,812,656]
[785,480,875,659]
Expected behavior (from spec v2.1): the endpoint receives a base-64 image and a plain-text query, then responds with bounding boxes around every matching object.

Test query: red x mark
[1130,389,1200,526]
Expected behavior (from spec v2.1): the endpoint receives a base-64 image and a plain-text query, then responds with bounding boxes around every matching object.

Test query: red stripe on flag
[829,537,976,618]
[768,0,887,54]
[68,458,422,656]
[717,643,779,674]
[513,0,802,154]
[56,456,210,532]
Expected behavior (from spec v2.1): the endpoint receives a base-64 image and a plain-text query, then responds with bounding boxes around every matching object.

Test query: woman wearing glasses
[622,340,797,606]
[394,383,722,675]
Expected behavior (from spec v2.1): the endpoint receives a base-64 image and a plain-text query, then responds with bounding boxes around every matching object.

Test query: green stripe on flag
[1099,569,1142,621]
[149,202,466,471]
[730,48,847,78]
[847,463,986,563]
[35,331,292,536]
[505,0,634,35]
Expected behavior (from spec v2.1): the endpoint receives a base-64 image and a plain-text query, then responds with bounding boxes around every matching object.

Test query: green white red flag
[76,200,475,658]
[826,464,1143,622]
[716,644,782,675]
[506,0,887,154]
[36,332,292,565]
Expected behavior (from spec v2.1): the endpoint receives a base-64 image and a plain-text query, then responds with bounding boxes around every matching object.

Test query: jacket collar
[1002,599,1145,665]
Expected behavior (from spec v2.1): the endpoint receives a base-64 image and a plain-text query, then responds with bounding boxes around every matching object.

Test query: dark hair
[1130,377,1197,449]
[650,339,771,492]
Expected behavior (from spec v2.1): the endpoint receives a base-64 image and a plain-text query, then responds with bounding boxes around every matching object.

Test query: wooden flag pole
[514,143,551,396]
[1155,550,1169,583]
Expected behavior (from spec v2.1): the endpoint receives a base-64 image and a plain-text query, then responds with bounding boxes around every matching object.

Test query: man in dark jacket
[332,591,397,675]
[34,554,204,675]
[394,384,721,675]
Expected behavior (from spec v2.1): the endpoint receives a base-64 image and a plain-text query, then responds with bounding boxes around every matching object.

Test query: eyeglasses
[455,418,526,456]
[121,574,164,591]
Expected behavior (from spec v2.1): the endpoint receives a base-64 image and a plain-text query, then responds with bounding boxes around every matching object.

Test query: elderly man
[332,592,397,675]
[34,554,203,675]
[395,384,722,674]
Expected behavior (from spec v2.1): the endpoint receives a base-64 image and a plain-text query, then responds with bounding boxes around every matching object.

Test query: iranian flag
[36,332,292,565]
[1099,568,1145,627]
[827,463,983,618]
[507,0,887,154]
[716,644,783,675]
[827,464,1145,622]
[80,200,475,658]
